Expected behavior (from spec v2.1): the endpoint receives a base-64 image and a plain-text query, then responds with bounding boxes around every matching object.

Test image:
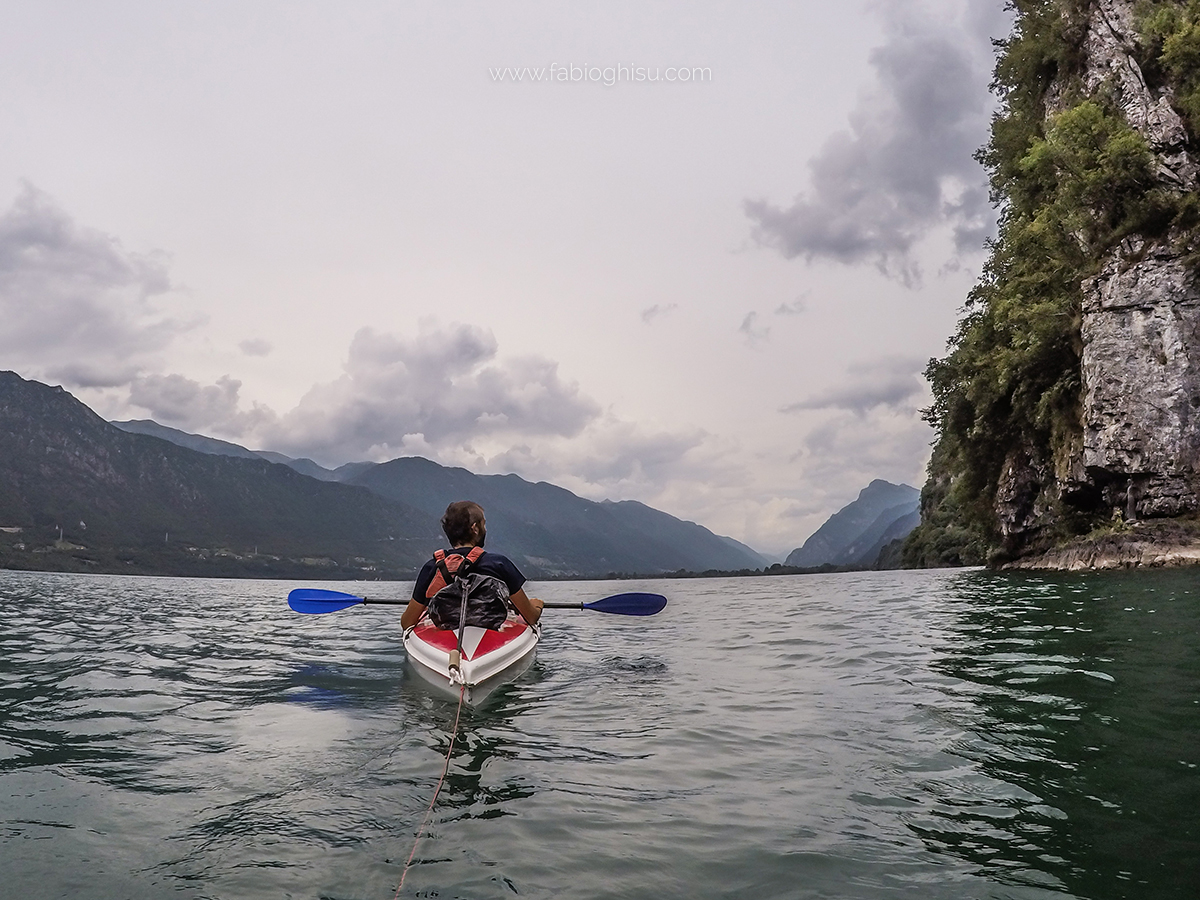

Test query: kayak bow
[403,617,539,704]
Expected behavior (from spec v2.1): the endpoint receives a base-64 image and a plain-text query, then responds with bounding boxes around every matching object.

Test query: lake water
[1,568,1197,899]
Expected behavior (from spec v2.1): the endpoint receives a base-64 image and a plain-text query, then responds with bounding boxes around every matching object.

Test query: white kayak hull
[403,618,539,704]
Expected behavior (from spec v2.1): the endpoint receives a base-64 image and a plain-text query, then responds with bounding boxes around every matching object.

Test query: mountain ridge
[337,457,770,575]
[785,480,920,568]
[111,415,769,575]
[3,372,919,578]
[0,371,442,578]
[0,372,765,577]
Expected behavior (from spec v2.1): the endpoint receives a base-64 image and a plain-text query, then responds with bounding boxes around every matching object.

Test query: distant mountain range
[785,480,920,569]
[111,420,917,574]
[348,457,767,577]
[0,371,767,578]
[113,420,362,481]
[0,371,925,579]
[115,417,769,577]
[0,373,440,579]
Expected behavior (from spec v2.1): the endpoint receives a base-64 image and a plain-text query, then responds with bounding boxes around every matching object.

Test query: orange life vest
[424,546,486,599]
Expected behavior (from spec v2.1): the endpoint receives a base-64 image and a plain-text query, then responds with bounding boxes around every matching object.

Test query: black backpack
[425,549,512,630]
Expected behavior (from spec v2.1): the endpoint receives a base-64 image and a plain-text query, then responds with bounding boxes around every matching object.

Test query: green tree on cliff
[904,0,1200,567]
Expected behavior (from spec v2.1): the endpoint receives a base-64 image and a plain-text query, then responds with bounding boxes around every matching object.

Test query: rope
[393,683,467,898]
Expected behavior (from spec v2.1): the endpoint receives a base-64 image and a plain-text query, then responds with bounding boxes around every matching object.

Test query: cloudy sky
[0,0,1011,557]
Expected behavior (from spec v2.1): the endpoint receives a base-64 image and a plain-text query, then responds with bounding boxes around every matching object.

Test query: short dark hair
[441,501,485,545]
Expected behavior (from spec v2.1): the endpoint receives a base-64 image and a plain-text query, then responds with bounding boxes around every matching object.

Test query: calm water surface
[0,568,1197,899]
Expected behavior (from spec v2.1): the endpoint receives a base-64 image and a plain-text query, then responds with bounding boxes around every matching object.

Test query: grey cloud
[964,0,1016,48]
[488,423,707,490]
[570,425,706,488]
[0,183,189,386]
[129,373,277,436]
[267,324,601,464]
[739,311,769,344]
[641,303,678,323]
[782,356,926,415]
[776,400,935,551]
[745,1,1004,284]
[800,410,933,495]
[774,296,807,316]
[239,338,273,356]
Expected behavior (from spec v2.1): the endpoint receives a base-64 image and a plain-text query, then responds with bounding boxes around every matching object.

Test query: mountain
[252,451,341,481]
[112,419,263,460]
[0,372,442,577]
[112,420,341,482]
[785,481,920,568]
[344,457,768,576]
[105,413,767,576]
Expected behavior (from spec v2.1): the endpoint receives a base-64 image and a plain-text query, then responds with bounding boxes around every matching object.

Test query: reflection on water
[923,570,1200,899]
[436,722,538,822]
[2,568,1199,899]
[286,661,409,709]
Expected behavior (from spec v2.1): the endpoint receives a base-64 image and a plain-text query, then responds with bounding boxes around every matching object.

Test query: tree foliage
[1137,0,1200,128]
[904,0,1200,567]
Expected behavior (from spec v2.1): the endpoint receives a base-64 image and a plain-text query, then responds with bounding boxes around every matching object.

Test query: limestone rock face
[1075,1,1200,520]
[996,0,1200,545]
[995,445,1053,544]
[1081,245,1200,517]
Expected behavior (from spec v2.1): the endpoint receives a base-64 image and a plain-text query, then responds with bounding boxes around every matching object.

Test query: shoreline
[1003,519,1200,571]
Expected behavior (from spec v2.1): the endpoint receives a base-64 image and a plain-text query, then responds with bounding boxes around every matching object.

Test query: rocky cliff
[907,0,1200,567]
[1069,0,1200,523]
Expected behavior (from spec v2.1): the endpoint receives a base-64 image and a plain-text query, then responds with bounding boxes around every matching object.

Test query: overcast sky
[0,0,1012,557]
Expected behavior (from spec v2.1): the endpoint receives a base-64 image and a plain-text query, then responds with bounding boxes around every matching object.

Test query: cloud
[739,311,770,344]
[109,317,717,507]
[538,419,709,492]
[0,183,192,387]
[128,373,277,436]
[782,356,927,416]
[239,338,273,356]
[774,296,807,316]
[641,303,678,323]
[488,431,675,491]
[264,323,602,464]
[744,0,1006,285]
[799,407,933,496]
[483,414,746,513]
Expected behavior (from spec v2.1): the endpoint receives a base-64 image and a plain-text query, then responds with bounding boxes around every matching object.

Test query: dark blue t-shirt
[411,549,527,602]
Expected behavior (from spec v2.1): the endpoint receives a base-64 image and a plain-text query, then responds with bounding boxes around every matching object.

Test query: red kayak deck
[410,618,530,660]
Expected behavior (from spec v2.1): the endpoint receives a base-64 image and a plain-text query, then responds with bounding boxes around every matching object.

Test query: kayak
[403,616,539,704]
[286,588,665,703]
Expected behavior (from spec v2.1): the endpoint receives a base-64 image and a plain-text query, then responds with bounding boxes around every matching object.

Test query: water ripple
[2,569,1199,898]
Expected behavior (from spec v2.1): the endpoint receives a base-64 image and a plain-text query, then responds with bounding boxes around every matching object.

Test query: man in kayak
[400,500,544,630]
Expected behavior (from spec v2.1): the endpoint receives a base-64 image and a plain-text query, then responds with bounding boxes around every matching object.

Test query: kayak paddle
[542,593,668,615]
[288,588,667,616]
[288,588,404,613]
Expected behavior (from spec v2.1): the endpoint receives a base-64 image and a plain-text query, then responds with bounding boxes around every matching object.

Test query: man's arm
[400,599,427,630]
[509,588,543,625]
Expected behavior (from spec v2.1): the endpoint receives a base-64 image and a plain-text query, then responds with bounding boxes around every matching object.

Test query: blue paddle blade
[582,592,668,616]
[288,588,366,614]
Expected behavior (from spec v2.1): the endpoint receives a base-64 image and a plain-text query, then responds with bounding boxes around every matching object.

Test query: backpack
[424,547,512,630]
